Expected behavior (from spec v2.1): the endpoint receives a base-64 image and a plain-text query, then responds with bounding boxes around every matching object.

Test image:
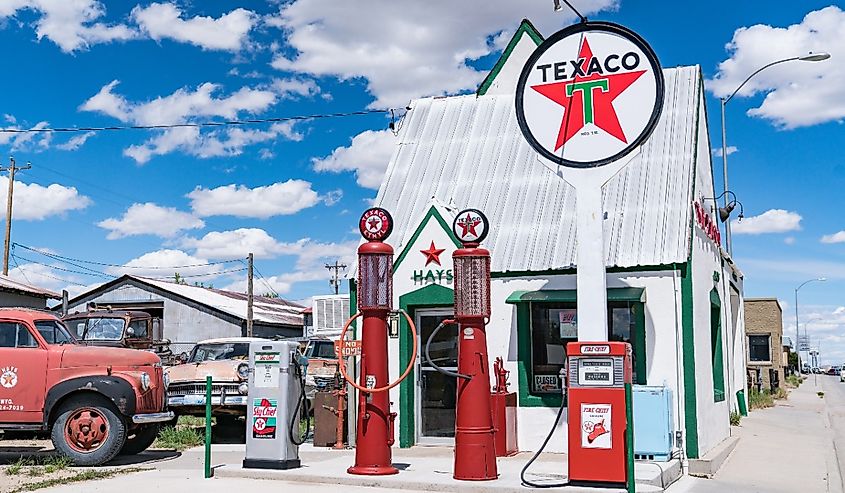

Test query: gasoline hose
[520,399,569,488]
[423,320,471,380]
[289,357,311,446]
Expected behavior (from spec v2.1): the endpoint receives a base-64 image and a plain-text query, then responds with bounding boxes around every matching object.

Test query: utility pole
[325,260,347,295]
[1,157,30,276]
[246,253,254,337]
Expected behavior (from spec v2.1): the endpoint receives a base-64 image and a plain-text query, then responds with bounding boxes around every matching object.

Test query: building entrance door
[416,308,456,444]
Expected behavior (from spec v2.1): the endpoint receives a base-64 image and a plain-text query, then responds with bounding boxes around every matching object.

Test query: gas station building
[350,20,747,461]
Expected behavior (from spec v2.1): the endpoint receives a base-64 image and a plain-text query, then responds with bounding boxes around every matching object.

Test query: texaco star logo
[359,207,393,241]
[516,22,664,168]
[0,367,18,388]
[452,209,489,245]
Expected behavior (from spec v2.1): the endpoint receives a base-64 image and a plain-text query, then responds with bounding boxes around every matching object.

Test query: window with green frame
[710,289,726,402]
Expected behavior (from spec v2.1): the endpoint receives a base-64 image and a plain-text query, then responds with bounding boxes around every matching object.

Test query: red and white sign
[693,201,721,245]
[452,208,489,245]
[581,345,610,354]
[516,22,664,168]
[359,207,393,241]
[334,339,363,358]
[581,403,612,449]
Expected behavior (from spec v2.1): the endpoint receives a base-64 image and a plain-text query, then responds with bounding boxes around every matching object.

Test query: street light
[794,278,827,376]
[719,52,830,256]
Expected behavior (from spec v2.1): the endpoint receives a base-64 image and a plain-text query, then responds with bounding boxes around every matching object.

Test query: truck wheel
[51,396,127,466]
[120,425,159,455]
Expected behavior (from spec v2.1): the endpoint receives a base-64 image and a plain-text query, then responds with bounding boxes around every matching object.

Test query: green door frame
[398,283,454,448]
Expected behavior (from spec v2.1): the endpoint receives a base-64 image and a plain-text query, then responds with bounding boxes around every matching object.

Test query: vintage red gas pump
[566,341,633,487]
[338,207,417,475]
[451,208,497,481]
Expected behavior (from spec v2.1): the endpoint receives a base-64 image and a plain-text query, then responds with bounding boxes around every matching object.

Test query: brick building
[744,298,783,391]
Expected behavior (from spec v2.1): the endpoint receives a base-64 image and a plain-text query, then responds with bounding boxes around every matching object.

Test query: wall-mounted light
[389,312,400,338]
[710,191,744,223]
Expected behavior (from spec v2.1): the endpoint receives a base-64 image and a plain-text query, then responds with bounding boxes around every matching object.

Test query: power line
[0,109,386,135]
[10,254,114,280]
[9,254,32,285]
[251,262,280,298]
[13,243,244,269]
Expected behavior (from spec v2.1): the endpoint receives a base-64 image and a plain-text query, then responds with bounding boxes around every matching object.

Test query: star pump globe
[516,22,664,168]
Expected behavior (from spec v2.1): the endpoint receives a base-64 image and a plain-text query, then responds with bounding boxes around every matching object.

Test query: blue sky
[1,1,843,360]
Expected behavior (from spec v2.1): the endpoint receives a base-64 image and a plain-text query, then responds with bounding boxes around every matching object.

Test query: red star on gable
[419,241,446,266]
[530,37,647,150]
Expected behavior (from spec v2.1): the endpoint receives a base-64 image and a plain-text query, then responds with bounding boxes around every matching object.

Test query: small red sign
[694,201,721,246]
[334,339,363,358]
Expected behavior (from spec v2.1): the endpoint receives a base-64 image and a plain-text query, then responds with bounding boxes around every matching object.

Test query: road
[819,373,845,486]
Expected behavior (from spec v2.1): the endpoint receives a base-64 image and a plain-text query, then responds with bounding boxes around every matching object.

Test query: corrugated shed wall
[375,66,700,272]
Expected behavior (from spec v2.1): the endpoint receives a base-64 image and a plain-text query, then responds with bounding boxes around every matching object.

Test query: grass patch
[786,375,803,388]
[154,426,204,451]
[729,411,741,426]
[772,388,788,400]
[6,458,33,476]
[177,415,207,427]
[749,389,775,410]
[6,456,71,477]
[8,467,145,493]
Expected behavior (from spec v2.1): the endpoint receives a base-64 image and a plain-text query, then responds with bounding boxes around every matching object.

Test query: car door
[0,321,49,423]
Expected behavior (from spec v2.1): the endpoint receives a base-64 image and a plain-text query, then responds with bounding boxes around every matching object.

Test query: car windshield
[189,343,249,362]
[70,317,126,341]
[305,341,336,359]
[34,320,75,345]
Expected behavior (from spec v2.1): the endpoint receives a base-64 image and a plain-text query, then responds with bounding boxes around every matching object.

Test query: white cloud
[711,146,738,157]
[732,209,802,235]
[187,180,322,219]
[182,228,285,260]
[267,0,617,108]
[131,3,256,52]
[98,203,204,239]
[0,120,52,152]
[106,249,223,279]
[223,238,358,294]
[821,231,845,244]
[0,0,136,53]
[784,236,796,245]
[271,78,321,99]
[56,131,95,151]
[312,129,396,189]
[0,177,91,220]
[80,80,303,163]
[708,6,843,128]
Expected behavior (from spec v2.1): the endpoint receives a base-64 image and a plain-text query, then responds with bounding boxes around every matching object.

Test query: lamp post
[794,278,826,377]
[719,53,830,256]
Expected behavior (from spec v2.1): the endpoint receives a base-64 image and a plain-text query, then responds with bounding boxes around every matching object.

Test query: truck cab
[0,309,172,465]
[62,310,174,364]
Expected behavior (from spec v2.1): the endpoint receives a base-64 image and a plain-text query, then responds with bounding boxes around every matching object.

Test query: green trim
[349,279,358,337]
[398,283,454,448]
[506,287,644,304]
[632,302,647,385]
[625,382,636,493]
[477,19,544,96]
[736,389,748,417]
[681,257,699,458]
[710,289,725,403]
[393,206,461,272]
[491,263,683,279]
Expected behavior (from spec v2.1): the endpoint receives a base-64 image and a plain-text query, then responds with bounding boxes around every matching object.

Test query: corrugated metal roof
[132,276,304,326]
[0,274,60,299]
[375,65,700,272]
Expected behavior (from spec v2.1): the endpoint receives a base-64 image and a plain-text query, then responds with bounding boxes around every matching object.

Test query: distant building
[63,275,304,352]
[0,274,60,308]
[310,294,350,339]
[744,298,784,391]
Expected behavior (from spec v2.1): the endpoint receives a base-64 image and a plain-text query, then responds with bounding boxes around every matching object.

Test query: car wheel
[51,395,127,466]
[120,425,159,455]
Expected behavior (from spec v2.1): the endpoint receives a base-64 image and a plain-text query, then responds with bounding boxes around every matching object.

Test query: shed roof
[0,274,60,300]
[375,65,702,272]
[67,275,304,327]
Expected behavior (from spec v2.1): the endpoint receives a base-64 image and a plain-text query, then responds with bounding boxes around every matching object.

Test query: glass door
[416,309,456,444]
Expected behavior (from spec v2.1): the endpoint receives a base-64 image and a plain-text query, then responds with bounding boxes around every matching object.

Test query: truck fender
[44,376,137,424]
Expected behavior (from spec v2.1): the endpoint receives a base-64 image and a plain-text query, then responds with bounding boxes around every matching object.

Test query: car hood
[60,345,159,368]
[165,359,242,383]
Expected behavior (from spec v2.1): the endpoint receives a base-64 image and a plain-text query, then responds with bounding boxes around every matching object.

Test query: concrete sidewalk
[669,380,843,493]
[215,444,681,493]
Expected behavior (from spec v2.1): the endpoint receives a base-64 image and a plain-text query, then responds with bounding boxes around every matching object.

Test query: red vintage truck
[0,308,172,465]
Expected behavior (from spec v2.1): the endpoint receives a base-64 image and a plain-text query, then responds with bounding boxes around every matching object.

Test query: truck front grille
[169,382,240,396]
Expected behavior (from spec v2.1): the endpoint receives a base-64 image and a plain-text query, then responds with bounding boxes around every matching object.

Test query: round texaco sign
[516,21,664,168]
[452,209,489,245]
[359,207,393,241]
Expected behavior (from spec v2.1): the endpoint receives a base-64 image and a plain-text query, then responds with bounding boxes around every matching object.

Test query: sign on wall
[515,22,664,168]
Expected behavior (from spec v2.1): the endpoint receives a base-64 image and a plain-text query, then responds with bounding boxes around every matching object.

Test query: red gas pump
[566,341,633,487]
[338,207,418,475]
[451,208,497,481]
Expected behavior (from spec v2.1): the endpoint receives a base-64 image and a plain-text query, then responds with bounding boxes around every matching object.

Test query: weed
[42,456,71,474]
[154,426,203,451]
[749,389,775,410]
[785,375,803,388]
[729,411,741,426]
[773,388,788,400]
[8,467,146,493]
[6,457,32,476]
[177,415,206,427]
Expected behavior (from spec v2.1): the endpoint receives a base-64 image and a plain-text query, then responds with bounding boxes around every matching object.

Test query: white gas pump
[243,340,308,469]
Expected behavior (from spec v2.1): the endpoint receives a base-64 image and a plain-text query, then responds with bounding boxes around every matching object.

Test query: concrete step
[688,435,740,478]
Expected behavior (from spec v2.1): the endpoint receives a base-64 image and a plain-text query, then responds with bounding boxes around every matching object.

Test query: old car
[165,337,265,430]
[0,308,172,465]
[63,309,175,364]
[302,338,340,402]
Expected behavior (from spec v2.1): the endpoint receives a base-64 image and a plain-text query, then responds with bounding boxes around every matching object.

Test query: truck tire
[120,425,159,455]
[51,395,127,466]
